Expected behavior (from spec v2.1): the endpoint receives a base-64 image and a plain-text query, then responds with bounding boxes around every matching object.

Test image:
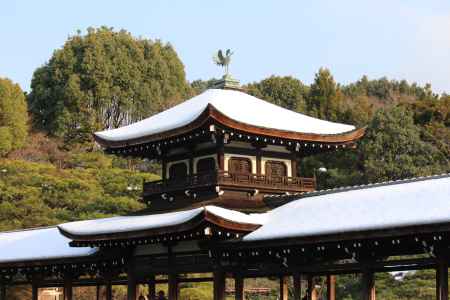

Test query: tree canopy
[28,27,191,143]
[0,77,28,156]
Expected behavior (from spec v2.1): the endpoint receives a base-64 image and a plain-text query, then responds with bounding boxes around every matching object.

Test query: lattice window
[265,161,287,177]
[228,157,252,174]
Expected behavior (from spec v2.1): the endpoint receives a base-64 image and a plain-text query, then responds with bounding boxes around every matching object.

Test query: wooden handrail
[144,171,316,195]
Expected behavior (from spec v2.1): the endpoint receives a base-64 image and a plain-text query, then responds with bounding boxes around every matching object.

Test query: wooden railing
[143,171,316,195]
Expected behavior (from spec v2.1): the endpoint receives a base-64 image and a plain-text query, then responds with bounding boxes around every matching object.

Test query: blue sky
[1,0,450,93]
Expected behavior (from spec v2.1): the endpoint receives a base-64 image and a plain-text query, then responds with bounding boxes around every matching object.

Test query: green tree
[0,78,28,156]
[307,68,344,121]
[246,76,308,112]
[362,106,449,182]
[28,27,191,144]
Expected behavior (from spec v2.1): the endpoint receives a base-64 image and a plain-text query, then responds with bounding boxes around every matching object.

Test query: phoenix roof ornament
[213,49,233,75]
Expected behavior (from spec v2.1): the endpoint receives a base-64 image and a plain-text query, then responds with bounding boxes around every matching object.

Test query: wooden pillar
[327,275,336,300]
[291,157,298,177]
[293,273,302,300]
[280,276,289,300]
[256,147,262,175]
[234,274,244,300]
[32,284,38,300]
[162,160,167,180]
[96,285,100,300]
[127,264,138,300]
[213,270,226,300]
[0,284,5,300]
[307,275,313,300]
[361,270,376,300]
[148,275,156,300]
[437,258,449,300]
[218,145,225,171]
[106,280,113,300]
[168,273,179,300]
[63,275,73,300]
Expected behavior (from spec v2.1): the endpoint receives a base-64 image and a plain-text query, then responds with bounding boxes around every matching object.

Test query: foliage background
[1,27,449,299]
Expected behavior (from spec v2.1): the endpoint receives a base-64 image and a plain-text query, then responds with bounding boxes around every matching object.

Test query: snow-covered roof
[59,206,268,238]
[244,174,450,242]
[0,227,97,264]
[95,89,356,143]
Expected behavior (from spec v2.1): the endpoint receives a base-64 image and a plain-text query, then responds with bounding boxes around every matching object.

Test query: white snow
[95,89,356,142]
[0,227,96,263]
[59,208,205,236]
[59,206,267,237]
[244,176,450,241]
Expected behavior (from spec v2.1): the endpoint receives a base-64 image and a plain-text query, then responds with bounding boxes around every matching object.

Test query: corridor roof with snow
[244,174,450,242]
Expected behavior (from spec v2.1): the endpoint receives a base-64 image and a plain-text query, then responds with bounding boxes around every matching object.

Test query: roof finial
[213,49,233,76]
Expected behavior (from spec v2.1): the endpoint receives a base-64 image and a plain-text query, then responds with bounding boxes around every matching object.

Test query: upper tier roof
[94,89,361,147]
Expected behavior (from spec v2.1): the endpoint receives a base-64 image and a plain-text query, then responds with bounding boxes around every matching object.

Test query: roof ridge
[265,172,450,200]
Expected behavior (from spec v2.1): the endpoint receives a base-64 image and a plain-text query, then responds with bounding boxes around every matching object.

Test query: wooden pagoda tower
[94,79,365,213]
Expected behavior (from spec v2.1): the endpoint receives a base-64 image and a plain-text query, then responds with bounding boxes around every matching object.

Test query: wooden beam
[437,258,449,300]
[327,275,336,300]
[280,276,289,300]
[234,274,244,300]
[361,270,375,300]
[293,273,302,300]
[213,270,226,300]
[168,273,179,300]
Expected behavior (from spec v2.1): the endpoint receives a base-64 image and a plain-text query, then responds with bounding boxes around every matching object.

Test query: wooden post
[213,270,226,300]
[168,273,179,300]
[162,160,167,180]
[307,275,313,300]
[96,285,100,300]
[64,274,73,300]
[235,274,244,300]
[280,276,289,300]
[437,258,449,300]
[361,270,376,300]
[148,275,156,300]
[293,273,302,300]
[32,284,38,300]
[106,280,113,300]
[127,262,138,300]
[256,147,262,175]
[0,284,5,300]
[327,275,336,300]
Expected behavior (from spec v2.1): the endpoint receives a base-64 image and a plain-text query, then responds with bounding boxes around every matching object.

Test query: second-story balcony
[143,171,316,197]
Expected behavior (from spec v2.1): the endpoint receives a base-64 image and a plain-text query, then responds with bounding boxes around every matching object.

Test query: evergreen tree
[28,27,191,144]
[362,106,449,182]
[246,76,308,112]
[307,68,344,121]
[0,77,28,156]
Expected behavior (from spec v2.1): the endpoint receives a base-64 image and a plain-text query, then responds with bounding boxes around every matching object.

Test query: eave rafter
[95,104,366,158]
[212,225,450,269]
